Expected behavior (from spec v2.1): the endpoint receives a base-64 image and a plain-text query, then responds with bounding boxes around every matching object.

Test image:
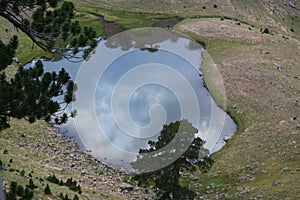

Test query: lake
[26,28,236,171]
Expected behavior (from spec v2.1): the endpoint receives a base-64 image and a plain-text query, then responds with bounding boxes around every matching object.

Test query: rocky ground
[0,119,153,199]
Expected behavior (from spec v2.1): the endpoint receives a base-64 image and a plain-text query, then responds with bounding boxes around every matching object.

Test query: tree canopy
[132,120,214,200]
[0,0,97,130]
[0,0,97,60]
[0,60,77,130]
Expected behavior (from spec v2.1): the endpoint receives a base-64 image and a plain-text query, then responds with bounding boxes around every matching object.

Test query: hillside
[62,0,300,198]
[1,0,300,199]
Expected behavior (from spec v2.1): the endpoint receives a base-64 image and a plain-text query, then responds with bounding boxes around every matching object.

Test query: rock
[294,100,300,107]
[282,167,290,172]
[223,136,232,142]
[257,194,264,199]
[189,174,199,180]
[70,163,76,168]
[272,181,280,186]
[48,143,54,147]
[12,57,19,63]
[238,175,254,183]
[120,182,134,192]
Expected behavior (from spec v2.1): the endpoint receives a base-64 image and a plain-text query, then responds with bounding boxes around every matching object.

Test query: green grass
[1,1,300,199]
[176,19,300,199]
[72,4,176,29]
[74,12,104,35]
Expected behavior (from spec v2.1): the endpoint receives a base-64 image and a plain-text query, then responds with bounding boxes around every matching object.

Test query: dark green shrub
[16,185,24,196]
[59,180,64,186]
[65,178,81,193]
[9,168,15,172]
[9,181,18,197]
[20,169,25,177]
[27,179,37,190]
[59,192,64,199]
[262,28,270,34]
[44,184,51,195]
[23,187,34,199]
[47,174,60,184]
[64,194,70,200]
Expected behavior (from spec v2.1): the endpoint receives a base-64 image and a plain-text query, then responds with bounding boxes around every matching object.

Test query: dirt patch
[98,15,125,38]
[156,17,183,28]
[178,19,263,43]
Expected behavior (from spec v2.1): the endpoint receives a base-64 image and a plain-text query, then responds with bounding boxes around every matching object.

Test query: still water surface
[26,28,236,170]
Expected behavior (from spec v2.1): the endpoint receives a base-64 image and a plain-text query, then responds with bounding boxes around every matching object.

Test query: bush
[9,168,15,172]
[44,184,51,195]
[3,149,8,154]
[213,4,218,8]
[262,28,270,34]
[59,192,64,199]
[16,185,24,196]
[47,174,60,184]
[64,194,70,200]
[73,194,79,200]
[27,179,37,190]
[23,187,34,199]
[59,180,64,186]
[20,169,25,177]
[9,181,18,197]
[65,178,81,193]
[6,181,33,200]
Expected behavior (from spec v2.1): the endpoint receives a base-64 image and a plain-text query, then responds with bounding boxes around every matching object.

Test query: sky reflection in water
[27,28,236,170]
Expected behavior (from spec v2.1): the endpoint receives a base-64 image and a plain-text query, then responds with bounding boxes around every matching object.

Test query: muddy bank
[98,15,125,38]
[96,13,183,37]
[156,17,183,28]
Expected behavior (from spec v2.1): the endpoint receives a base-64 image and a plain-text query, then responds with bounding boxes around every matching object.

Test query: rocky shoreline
[4,123,154,199]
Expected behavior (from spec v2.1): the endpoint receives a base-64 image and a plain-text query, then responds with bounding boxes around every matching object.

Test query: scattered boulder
[12,57,19,63]
[223,136,232,142]
[272,181,280,186]
[119,182,134,192]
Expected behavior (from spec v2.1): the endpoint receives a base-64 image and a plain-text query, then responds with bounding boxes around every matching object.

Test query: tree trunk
[172,162,180,200]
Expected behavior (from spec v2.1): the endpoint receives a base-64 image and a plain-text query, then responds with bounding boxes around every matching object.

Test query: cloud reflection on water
[27,28,236,170]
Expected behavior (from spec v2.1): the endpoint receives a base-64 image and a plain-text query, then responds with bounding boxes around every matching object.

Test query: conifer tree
[132,120,214,200]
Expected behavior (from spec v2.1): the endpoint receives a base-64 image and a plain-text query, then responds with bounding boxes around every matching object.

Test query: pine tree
[0,0,96,59]
[44,184,51,195]
[132,120,214,200]
[73,194,79,200]
[0,1,97,131]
